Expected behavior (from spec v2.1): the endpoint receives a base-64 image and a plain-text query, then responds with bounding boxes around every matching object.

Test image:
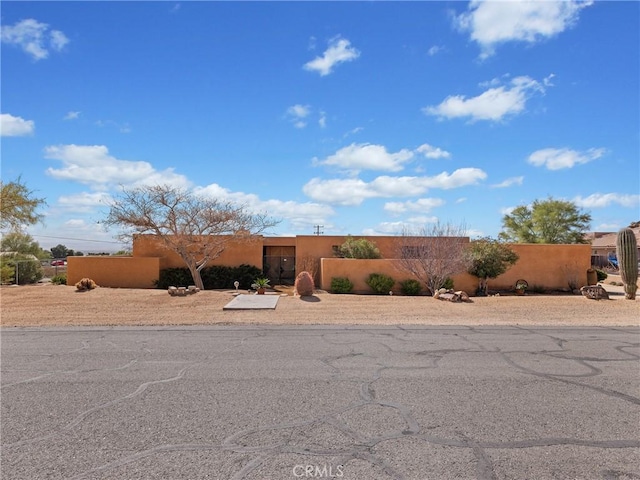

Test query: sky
[1,0,639,253]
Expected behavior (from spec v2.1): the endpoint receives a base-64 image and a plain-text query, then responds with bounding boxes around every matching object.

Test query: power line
[313,225,324,235]
[28,234,125,244]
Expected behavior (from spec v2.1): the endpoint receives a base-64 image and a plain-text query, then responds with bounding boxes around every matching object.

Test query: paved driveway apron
[1,326,639,479]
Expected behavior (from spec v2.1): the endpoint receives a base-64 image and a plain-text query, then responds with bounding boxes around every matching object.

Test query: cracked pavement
[1,326,639,479]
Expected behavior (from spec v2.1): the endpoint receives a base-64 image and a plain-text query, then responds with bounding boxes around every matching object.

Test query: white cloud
[194,183,335,230]
[1,113,35,136]
[303,177,374,206]
[422,168,487,189]
[319,111,327,128]
[427,45,444,56]
[344,127,364,138]
[423,75,548,122]
[573,193,640,209]
[315,143,414,173]
[57,192,112,213]
[49,30,69,51]
[286,104,311,128]
[95,119,131,133]
[303,36,360,76]
[44,144,190,189]
[1,18,69,60]
[384,198,446,215]
[416,143,451,159]
[527,147,606,170]
[491,176,524,188]
[64,111,81,120]
[455,0,593,59]
[315,142,452,173]
[303,168,486,206]
[363,216,441,236]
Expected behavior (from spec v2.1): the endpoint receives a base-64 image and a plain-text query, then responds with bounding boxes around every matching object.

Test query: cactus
[294,271,315,297]
[616,228,638,300]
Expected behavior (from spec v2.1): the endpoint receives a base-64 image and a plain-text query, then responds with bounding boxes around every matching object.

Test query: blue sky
[1,1,639,252]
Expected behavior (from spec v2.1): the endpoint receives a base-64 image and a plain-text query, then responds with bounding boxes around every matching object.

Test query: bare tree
[104,185,278,290]
[395,222,469,296]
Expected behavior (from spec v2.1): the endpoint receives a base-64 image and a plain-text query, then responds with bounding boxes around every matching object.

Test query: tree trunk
[186,263,205,290]
[478,278,488,296]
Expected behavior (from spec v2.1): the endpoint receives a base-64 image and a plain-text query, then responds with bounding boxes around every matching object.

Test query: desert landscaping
[1,274,638,327]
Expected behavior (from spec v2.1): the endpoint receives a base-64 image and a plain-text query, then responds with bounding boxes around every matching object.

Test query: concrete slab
[223,294,280,310]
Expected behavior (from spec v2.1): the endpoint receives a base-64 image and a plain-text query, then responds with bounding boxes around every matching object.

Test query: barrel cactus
[616,228,638,300]
[294,271,315,297]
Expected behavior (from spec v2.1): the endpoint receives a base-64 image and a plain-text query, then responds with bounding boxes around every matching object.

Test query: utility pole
[313,225,324,236]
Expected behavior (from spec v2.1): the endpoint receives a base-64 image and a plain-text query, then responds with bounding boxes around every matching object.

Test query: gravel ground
[1,277,638,327]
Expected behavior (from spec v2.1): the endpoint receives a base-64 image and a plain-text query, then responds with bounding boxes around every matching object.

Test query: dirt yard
[1,276,638,327]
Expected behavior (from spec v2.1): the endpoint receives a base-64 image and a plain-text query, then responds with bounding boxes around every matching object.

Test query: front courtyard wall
[320,244,592,295]
[488,244,592,291]
[320,258,477,294]
[67,256,160,289]
[67,237,592,292]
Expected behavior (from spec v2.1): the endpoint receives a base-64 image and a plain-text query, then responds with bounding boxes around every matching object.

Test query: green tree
[104,184,279,290]
[465,237,519,296]
[1,231,48,258]
[0,252,43,284]
[0,177,46,231]
[499,197,591,244]
[50,244,73,259]
[338,235,381,259]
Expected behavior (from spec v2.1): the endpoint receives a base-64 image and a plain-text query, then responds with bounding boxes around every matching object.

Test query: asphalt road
[1,326,639,480]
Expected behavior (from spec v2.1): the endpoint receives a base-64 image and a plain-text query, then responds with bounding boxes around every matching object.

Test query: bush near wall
[331,277,354,294]
[366,273,395,294]
[156,264,261,289]
[400,279,422,296]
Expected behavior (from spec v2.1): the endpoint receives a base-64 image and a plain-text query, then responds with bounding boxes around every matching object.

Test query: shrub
[156,264,262,289]
[0,253,43,285]
[75,278,97,291]
[531,284,545,294]
[400,279,422,296]
[0,263,15,284]
[465,238,519,296]
[294,271,315,296]
[595,268,608,282]
[366,273,395,294]
[442,277,454,290]
[331,277,353,294]
[337,235,381,259]
[50,274,67,285]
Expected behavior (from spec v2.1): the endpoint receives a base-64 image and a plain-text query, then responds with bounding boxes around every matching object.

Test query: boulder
[580,285,609,300]
[435,289,471,302]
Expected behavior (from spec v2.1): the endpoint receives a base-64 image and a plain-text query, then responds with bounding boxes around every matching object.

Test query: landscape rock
[168,285,200,296]
[435,289,471,303]
[580,284,609,300]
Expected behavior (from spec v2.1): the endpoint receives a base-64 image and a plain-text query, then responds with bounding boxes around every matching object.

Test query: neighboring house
[588,227,640,268]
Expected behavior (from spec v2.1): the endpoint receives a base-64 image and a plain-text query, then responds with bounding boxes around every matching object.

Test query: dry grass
[1,279,638,327]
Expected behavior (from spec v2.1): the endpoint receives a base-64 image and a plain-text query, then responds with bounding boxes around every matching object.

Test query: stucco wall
[320,244,592,295]
[319,258,477,294]
[133,234,263,269]
[67,256,160,289]
[487,244,592,291]
[67,236,592,292]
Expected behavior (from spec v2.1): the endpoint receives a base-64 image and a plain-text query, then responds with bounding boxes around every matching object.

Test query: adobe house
[67,234,593,295]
